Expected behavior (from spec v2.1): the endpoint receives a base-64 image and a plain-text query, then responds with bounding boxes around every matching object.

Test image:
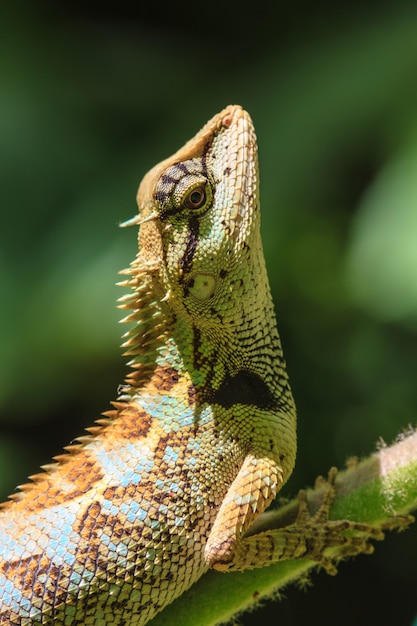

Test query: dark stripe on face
[210,370,277,410]
[200,147,209,178]
[161,173,179,185]
[155,167,186,205]
[155,189,171,204]
[192,326,203,384]
[159,204,184,221]
[179,216,199,277]
[175,162,191,175]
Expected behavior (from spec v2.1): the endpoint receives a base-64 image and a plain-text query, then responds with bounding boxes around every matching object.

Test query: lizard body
[0,105,379,625]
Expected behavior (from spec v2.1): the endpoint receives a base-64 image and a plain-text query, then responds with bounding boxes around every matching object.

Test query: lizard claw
[294,468,386,574]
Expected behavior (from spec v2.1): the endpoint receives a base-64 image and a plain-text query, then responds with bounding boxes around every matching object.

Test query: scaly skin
[0,105,297,625]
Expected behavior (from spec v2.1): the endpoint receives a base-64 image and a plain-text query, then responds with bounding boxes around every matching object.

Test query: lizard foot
[295,467,385,575]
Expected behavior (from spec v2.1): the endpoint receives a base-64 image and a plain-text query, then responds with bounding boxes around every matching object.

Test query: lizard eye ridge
[155,166,213,220]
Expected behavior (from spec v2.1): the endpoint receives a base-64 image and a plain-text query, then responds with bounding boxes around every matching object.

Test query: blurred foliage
[1,2,417,625]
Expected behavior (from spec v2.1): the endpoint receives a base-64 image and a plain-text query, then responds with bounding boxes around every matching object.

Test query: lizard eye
[155,163,213,220]
[178,180,212,216]
[184,185,206,210]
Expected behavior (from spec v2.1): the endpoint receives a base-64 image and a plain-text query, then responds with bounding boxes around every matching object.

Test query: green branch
[148,429,417,626]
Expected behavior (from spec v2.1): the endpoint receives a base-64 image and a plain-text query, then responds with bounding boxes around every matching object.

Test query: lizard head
[135,105,262,332]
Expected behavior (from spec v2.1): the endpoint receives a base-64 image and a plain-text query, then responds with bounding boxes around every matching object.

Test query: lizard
[0,104,386,626]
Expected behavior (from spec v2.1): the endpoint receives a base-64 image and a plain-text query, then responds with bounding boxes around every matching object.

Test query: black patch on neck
[210,370,277,410]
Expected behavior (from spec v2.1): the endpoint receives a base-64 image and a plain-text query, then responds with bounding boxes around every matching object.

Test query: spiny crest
[117,255,171,388]
[0,258,165,510]
[0,435,108,510]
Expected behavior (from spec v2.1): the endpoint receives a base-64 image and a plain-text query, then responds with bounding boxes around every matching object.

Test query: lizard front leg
[205,463,384,574]
[205,454,293,570]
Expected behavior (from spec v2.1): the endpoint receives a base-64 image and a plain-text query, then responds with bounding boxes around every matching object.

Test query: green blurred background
[1,2,417,624]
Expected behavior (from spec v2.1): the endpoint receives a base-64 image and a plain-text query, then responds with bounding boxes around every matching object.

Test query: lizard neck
[119,238,295,420]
